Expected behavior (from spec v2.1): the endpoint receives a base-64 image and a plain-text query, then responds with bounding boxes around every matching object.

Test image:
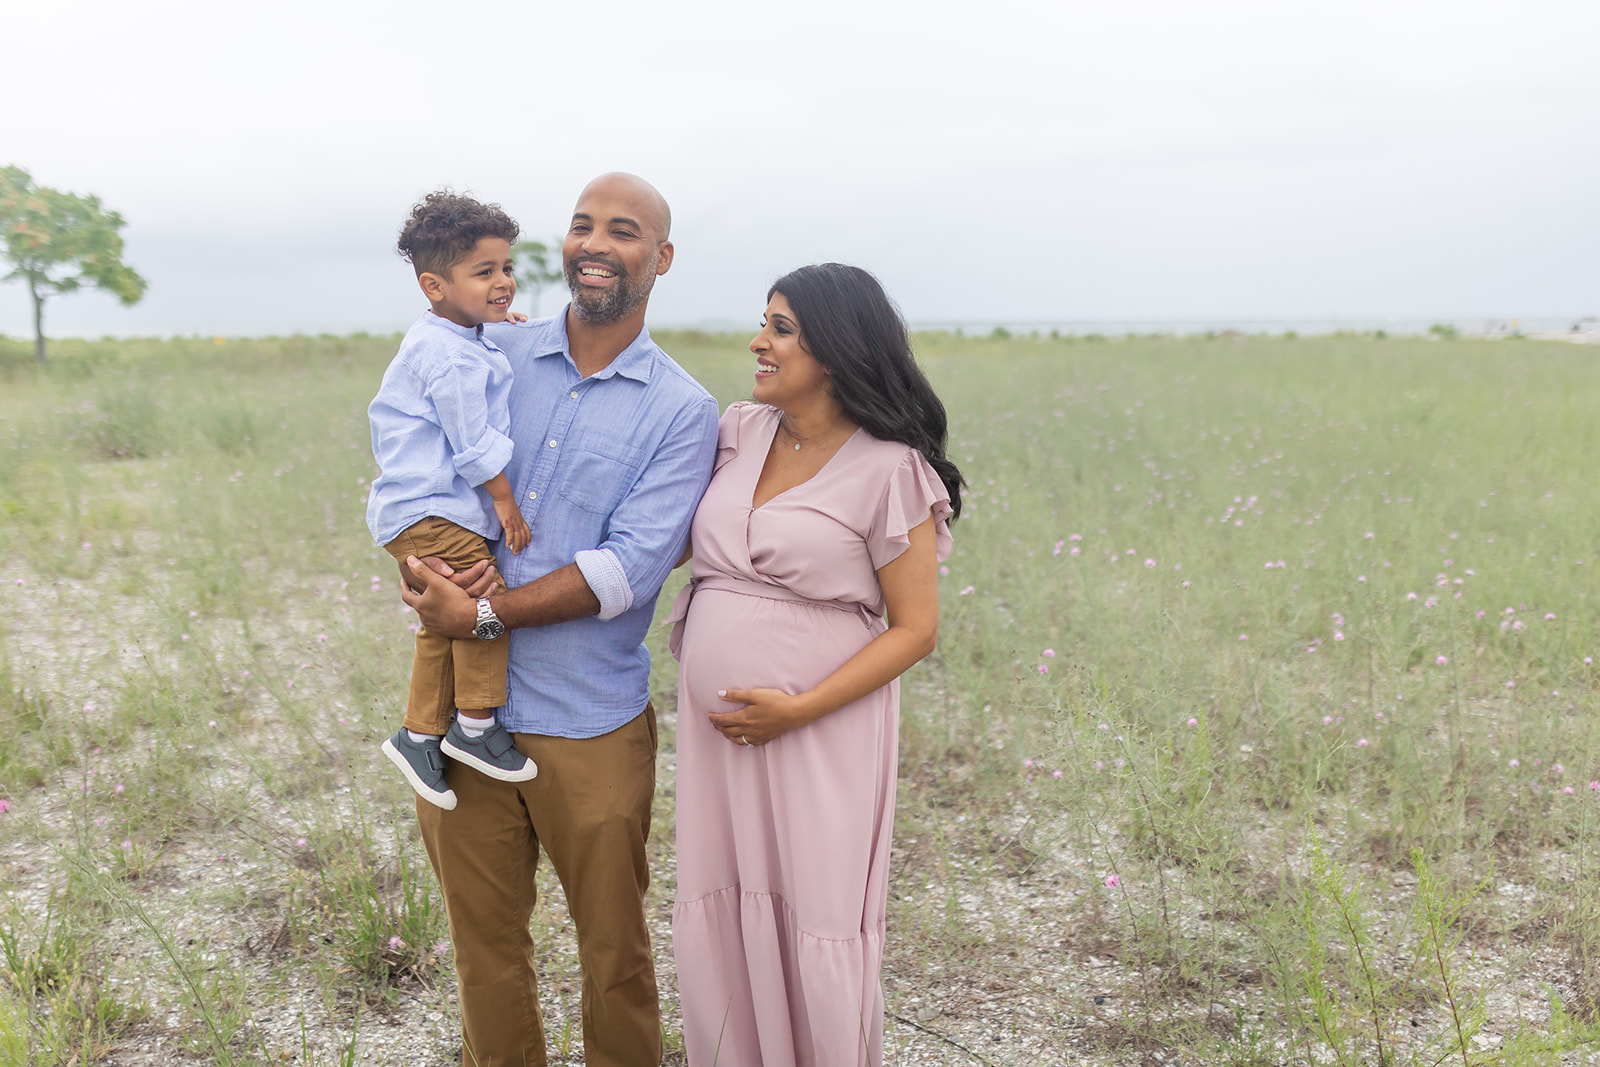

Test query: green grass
[3,329,1600,1064]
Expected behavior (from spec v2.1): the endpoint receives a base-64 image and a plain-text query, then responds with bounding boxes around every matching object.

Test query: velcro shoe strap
[480,725,516,759]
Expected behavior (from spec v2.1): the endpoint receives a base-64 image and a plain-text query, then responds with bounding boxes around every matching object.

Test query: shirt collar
[533,305,655,384]
[421,311,486,341]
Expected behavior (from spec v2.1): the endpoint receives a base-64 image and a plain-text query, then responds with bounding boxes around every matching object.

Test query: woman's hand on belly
[708,687,815,747]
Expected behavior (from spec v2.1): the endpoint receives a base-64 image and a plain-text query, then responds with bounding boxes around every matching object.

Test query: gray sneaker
[381,730,458,810]
[441,719,539,782]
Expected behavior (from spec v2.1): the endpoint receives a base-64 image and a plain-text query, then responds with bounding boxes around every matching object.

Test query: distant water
[903,316,1598,339]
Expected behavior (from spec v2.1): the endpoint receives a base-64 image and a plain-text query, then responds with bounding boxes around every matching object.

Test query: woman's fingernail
[717,690,727,698]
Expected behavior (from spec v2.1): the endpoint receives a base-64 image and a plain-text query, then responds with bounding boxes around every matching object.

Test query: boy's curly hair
[397,191,520,278]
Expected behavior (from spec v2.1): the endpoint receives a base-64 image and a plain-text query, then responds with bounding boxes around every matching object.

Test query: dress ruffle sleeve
[866,448,955,571]
[714,400,759,474]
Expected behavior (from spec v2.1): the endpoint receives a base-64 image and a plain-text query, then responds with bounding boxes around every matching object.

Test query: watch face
[474,599,505,640]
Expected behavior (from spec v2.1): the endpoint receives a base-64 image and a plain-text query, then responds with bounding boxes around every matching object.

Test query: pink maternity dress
[668,401,953,1067]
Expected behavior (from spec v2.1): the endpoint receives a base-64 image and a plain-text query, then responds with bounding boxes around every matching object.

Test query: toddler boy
[367,191,538,809]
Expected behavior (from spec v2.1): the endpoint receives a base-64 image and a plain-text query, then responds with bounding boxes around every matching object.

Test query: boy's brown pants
[384,516,507,734]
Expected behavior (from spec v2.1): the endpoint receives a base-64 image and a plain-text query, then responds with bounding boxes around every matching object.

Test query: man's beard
[564,252,657,325]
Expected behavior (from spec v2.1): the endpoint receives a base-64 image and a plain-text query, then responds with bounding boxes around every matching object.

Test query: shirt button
[527,491,537,501]
[548,440,558,448]
[569,390,578,399]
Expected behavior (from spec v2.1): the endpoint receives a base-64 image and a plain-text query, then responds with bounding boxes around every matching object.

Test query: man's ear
[418,271,446,301]
[654,241,674,277]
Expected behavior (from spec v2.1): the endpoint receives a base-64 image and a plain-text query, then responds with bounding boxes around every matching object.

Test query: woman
[668,263,964,1066]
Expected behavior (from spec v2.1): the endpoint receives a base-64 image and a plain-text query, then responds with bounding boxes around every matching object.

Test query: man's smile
[576,261,621,286]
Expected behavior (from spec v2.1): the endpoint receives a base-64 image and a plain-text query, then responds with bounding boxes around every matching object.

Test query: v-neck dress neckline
[749,412,863,511]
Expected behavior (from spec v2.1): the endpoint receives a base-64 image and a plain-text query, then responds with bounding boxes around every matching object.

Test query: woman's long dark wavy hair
[769,263,964,520]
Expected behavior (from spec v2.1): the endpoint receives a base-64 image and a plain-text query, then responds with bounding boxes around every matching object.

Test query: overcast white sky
[3,0,1597,337]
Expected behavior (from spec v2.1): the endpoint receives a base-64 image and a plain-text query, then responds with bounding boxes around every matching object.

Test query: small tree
[0,165,147,363]
[513,239,563,317]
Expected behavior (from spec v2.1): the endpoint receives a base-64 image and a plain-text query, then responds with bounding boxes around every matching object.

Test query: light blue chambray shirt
[366,313,516,545]
[483,309,718,738]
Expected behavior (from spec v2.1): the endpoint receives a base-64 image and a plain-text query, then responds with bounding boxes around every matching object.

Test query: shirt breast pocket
[556,441,642,514]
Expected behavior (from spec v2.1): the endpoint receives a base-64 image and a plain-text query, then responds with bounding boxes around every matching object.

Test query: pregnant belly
[678,588,876,703]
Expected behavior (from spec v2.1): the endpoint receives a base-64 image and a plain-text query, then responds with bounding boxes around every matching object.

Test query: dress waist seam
[691,575,866,617]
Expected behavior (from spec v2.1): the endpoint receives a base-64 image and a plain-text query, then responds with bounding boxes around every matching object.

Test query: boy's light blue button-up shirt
[484,310,718,738]
[366,313,516,545]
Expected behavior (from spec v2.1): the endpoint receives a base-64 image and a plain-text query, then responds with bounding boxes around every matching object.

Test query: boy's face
[420,237,516,328]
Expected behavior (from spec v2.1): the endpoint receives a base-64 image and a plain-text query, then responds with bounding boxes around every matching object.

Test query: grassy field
[3,329,1600,1065]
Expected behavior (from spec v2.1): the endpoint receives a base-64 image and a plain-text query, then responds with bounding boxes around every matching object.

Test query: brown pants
[384,516,508,734]
[416,706,662,1067]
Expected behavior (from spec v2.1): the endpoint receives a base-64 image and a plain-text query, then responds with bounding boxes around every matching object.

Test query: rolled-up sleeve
[589,395,718,613]
[574,548,632,620]
[429,357,515,487]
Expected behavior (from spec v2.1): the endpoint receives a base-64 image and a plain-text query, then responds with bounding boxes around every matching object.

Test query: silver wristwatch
[472,597,506,641]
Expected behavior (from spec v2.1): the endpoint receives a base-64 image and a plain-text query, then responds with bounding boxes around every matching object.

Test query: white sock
[406,730,441,744]
[455,714,495,737]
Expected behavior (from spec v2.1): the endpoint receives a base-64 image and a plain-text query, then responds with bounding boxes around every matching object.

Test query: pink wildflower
[1104,874,1121,888]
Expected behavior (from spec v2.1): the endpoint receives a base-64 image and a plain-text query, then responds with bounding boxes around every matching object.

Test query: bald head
[575,172,671,242]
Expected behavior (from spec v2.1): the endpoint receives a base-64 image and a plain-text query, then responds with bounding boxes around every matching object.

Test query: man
[401,172,718,1067]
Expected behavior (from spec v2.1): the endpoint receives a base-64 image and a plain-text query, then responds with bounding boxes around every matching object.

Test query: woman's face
[749,292,831,413]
